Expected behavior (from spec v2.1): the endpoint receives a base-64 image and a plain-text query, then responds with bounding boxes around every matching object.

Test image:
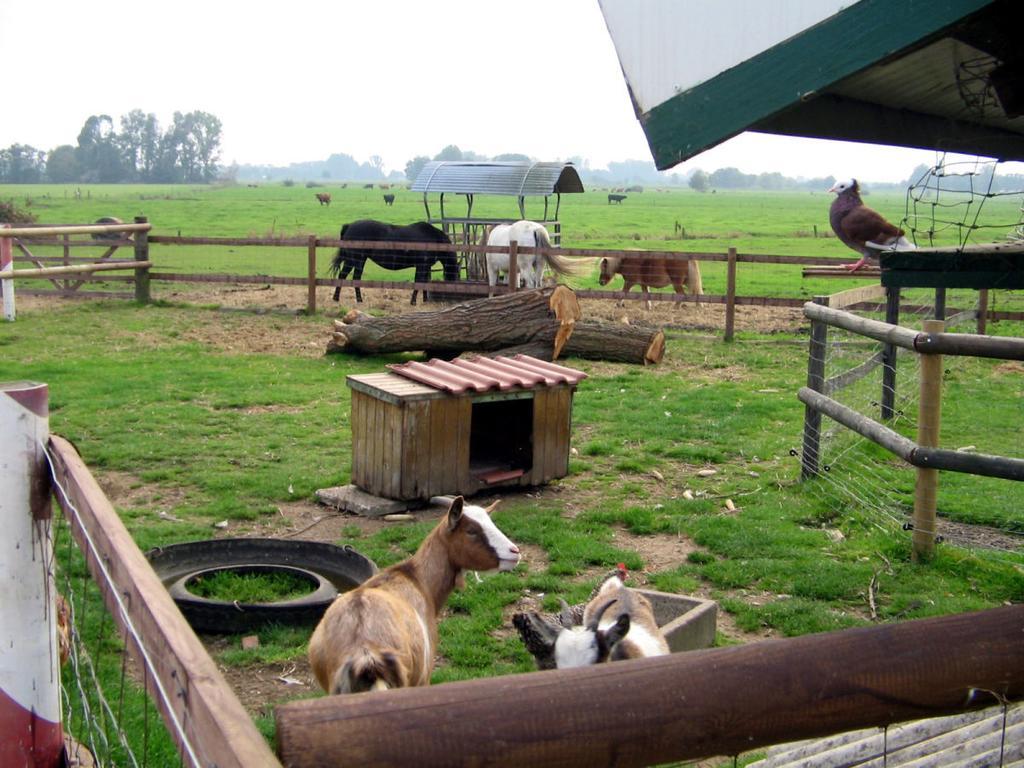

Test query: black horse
[328,220,458,305]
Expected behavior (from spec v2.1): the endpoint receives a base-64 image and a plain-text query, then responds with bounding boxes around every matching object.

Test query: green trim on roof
[641,0,995,169]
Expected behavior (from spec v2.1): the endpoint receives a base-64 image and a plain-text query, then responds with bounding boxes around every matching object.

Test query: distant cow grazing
[599,252,704,310]
[383,193,395,206]
[608,193,627,204]
[316,193,331,206]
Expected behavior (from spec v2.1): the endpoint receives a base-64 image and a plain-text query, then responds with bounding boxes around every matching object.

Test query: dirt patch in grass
[146,280,806,335]
[610,525,699,579]
[94,470,189,516]
[939,518,1024,552]
[203,637,319,718]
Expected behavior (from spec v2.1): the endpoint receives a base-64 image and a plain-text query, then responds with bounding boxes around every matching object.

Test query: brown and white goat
[553,574,670,668]
[308,496,520,694]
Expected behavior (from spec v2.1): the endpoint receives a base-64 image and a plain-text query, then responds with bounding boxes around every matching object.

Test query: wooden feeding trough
[343,354,586,506]
[638,588,718,652]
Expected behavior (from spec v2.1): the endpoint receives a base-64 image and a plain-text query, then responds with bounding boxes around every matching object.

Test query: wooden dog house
[346,355,586,501]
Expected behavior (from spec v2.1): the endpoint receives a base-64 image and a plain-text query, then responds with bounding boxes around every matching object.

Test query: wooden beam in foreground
[47,435,280,768]
[826,282,887,309]
[0,223,151,238]
[275,605,1024,768]
[0,261,151,279]
[803,266,882,279]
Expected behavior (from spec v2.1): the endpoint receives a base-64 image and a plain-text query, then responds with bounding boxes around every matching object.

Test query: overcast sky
[1,0,1009,183]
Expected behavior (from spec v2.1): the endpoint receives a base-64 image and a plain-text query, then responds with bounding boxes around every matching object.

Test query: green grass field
[2,182,1022,765]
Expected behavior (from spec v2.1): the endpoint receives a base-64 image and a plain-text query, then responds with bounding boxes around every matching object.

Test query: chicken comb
[616,562,627,580]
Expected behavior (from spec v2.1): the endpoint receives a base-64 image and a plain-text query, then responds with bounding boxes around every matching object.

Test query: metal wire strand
[43,441,203,768]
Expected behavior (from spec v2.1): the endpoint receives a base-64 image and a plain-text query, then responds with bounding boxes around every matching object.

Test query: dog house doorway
[469,394,534,484]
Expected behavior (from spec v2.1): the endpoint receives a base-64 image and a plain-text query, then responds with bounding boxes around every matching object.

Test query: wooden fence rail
[799,300,1024,560]
[798,386,1024,481]
[0,260,152,280]
[803,301,1024,360]
[6,225,1023,336]
[46,434,281,768]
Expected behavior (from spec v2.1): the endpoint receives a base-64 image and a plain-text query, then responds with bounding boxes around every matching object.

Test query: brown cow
[316,193,331,206]
[598,252,703,310]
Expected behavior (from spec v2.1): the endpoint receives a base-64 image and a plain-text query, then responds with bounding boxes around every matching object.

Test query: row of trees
[687,163,1024,194]
[690,168,841,193]
[0,110,222,184]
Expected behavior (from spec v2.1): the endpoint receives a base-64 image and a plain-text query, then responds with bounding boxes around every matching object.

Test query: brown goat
[316,192,331,206]
[308,496,520,694]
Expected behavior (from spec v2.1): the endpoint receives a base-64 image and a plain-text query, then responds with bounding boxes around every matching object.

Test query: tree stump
[327,285,581,359]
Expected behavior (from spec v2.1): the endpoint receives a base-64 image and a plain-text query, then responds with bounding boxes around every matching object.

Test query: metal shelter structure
[410,161,584,279]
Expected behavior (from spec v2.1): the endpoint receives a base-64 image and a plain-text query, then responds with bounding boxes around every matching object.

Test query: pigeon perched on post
[828,179,915,271]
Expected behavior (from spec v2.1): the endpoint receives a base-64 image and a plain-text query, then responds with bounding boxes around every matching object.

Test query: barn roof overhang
[599,0,1024,170]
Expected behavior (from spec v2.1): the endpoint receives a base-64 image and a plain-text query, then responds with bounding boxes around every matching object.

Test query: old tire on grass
[146,538,377,634]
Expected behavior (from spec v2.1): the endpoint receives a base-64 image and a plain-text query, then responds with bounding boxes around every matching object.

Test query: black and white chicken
[512,564,629,670]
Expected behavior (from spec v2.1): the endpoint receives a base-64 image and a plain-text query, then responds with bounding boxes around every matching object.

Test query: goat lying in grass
[514,570,669,669]
[308,496,520,694]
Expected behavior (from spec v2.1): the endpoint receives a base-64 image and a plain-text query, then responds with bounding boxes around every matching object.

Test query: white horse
[482,221,577,296]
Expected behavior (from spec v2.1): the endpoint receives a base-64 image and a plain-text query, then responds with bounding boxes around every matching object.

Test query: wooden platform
[880,241,1024,289]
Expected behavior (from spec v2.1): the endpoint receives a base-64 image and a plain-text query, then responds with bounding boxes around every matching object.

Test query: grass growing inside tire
[186,568,317,603]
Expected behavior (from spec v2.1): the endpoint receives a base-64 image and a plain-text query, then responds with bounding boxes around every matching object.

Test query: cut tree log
[327,285,581,358]
[561,321,664,365]
[463,321,664,365]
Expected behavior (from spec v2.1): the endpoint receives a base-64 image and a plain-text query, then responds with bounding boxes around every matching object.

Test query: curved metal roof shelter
[411,161,584,196]
[410,161,584,222]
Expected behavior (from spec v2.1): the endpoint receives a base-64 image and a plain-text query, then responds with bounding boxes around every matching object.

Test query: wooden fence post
[801,295,829,480]
[913,318,945,562]
[1,224,14,321]
[133,216,150,304]
[0,382,63,767]
[62,233,71,293]
[934,287,946,320]
[976,289,989,335]
[881,286,900,420]
[508,239,519,292]
[724,246,737,341]
[307,235,317,315]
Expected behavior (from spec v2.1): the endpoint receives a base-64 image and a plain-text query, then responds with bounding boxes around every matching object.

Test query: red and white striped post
[1,224,15,321]
[0,382,63,767]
